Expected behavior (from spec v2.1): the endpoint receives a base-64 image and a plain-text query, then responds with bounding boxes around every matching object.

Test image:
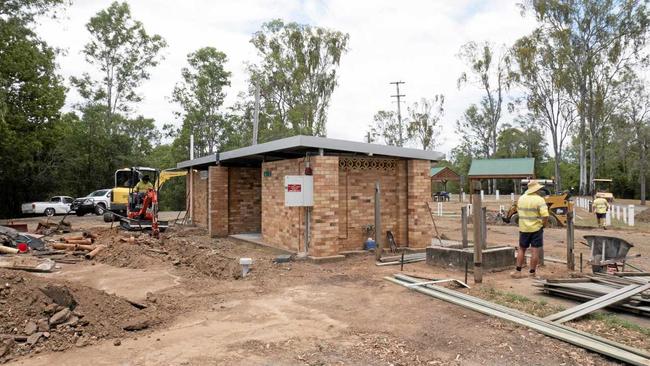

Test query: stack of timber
[535,274,650,316]
[387,273,650,366]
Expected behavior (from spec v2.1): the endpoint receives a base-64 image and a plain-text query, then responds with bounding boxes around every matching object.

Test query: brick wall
[261,158,304,252]
[208,166,228,237]
[337,158,406,251]
[309,156,339,257]
[407,159,433,247]
[228,167,261,234]
[190,170,208,227]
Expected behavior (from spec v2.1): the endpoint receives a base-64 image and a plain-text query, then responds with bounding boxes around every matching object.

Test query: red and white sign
[287,184,302,192]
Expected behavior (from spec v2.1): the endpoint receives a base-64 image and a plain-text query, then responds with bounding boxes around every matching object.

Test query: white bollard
[437,202,443,216]
[480,190,484,201]
[628,205,635,226]
[462,192,466,202]
[511,193,515,202]
[614,205,620,220]
[606,209,611,226]
[499,204,504,213]
[467,204,472,217]
[496,190,500,201]
[622,206,628,224]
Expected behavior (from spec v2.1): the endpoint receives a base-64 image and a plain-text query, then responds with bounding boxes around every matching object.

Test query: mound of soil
[636,207,650,223]
[93,226,275,280]
[0,269,164,362]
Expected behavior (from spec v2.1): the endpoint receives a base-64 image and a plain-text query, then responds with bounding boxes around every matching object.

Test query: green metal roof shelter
[430,166,460,181]
[468,158,535,180]
[467,158,535,203]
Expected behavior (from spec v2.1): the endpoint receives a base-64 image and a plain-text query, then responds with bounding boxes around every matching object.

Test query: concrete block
[425,245,515,271]
[307,254,346,263]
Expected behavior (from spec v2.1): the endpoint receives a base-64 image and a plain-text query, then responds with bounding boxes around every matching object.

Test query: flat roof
[468,158,535,179]
[177,135,444,168]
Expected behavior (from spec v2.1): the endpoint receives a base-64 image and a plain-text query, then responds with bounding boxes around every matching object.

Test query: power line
[390,81,405,146]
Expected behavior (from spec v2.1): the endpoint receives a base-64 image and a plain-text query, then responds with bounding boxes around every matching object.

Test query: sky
[36,0,538,159]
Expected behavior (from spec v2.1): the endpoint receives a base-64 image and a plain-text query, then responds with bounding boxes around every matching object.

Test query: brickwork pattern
[337,158,405,251]
[190,170,208,227]
[208,166,229,237]
[310,156,339,257]
[407,159,433,247]
[261,159,304,252]
[228,167,261,234]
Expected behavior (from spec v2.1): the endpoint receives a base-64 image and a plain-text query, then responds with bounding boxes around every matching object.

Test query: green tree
[457,41,513,193]
[407,96,444,150]
[0,16,66,217]
[0,0,67,23]
[68,1,166,195]
[513,29,574,192]
[495,120,548,193]
[71,1,166,118]
[249,19,349,137]
[526,0,650,194]
[455,104,492,159]
[367,110,402,146]
[172,47,231,155]
[619,74,650,204]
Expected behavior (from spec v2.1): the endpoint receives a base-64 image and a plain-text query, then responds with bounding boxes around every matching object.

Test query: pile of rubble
[0,269,162,362]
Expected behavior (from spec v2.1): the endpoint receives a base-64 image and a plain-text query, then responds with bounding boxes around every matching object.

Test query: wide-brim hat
[525,180,543,194]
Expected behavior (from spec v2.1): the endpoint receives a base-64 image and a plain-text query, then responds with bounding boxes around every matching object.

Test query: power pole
[390,81,405,146]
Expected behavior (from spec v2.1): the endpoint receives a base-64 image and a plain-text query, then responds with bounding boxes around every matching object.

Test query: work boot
[528,271,539,279]
[510,270,523,279]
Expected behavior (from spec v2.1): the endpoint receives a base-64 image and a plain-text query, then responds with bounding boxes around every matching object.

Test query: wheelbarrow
[583,235,638,273]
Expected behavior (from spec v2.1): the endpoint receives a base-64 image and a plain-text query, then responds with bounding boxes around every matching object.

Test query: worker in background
[511,180,549,279]
[592,193,610,229]
[134,175,153,193]
[132,175,153,210]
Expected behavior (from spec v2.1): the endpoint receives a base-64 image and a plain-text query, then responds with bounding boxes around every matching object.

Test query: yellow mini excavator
[102,167,186,236]
[502,180,573,228]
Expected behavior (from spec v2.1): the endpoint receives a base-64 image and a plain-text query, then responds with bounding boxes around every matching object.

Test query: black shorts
[519,229,543,248]
[596,213,606,219]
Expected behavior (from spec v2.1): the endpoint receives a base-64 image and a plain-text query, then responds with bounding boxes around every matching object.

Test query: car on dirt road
[70,189,112,216]
[21,196,74,216]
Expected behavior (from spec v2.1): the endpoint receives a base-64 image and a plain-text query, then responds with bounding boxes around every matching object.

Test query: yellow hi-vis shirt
[134,181,153,193]
[593,197,609,214]
[517,192,549,233]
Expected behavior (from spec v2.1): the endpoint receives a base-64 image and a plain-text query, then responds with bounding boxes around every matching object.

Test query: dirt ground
[1,210,649,365]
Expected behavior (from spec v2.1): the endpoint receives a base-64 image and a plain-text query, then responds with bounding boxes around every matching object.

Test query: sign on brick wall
[284,176,313,206]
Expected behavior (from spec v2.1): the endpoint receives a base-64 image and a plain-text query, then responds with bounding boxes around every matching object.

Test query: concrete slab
[229,233,294,254]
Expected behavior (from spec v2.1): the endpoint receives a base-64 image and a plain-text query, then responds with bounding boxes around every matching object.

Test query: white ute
[21,196,73,216]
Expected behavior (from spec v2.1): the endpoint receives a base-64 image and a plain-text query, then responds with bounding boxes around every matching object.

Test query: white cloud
[36,0,537,158]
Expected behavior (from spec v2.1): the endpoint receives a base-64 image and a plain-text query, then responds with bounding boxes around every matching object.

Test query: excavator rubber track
[119,218,168,232]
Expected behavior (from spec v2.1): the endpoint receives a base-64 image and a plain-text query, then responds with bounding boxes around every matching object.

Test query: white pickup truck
[21,196,74,216]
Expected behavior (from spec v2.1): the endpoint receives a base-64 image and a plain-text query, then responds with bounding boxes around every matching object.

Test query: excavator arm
[157,169,187,189]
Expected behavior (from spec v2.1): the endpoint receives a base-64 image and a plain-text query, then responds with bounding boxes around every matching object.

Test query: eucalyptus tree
[72,1,166,120]
[407,96,444,150]
[524,0,650,194]
[513,29,574,191]
[172,47,231,155]
[457,41,513,193]
[248,19,349,137]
